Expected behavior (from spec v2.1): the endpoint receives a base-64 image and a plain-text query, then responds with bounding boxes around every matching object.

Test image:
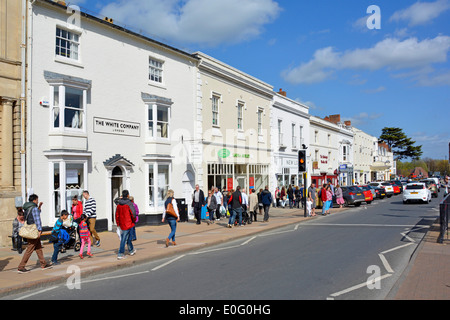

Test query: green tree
[379,127,423,160]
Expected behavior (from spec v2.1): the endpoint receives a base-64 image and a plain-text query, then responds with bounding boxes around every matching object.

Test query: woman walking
[162,190,180,247]
[335,185,345,208]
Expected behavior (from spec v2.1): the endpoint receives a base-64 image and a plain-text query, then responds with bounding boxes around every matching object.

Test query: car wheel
[387,195,392,198]
[367,201,372,204]
[355,203,361,207]
[403,200,407,204]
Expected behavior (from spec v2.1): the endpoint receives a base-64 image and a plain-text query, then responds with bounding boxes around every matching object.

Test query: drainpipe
[20,0,27,201]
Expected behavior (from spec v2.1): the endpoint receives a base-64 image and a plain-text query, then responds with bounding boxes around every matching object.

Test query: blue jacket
[261,189,272,205]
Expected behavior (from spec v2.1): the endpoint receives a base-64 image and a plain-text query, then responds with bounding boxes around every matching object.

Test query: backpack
[58,229,71,244]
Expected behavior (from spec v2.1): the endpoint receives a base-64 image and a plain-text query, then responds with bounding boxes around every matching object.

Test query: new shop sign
[94,117,141,137]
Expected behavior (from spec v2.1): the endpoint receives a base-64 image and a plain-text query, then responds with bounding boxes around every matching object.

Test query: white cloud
[390,0,450,26]
[99,0,281,47]
[344,113,383,126]
[281,36,450,85]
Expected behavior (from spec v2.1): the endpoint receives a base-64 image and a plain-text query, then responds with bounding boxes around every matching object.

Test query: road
[4,192,443,300]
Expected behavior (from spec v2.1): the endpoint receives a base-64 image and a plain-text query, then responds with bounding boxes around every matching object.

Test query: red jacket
[115,204,135,231]
[71,202,83,220]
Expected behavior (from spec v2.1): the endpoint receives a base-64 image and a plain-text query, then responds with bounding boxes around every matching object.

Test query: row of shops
[0,0,395,241]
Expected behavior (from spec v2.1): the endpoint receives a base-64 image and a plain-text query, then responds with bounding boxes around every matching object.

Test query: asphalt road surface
[4,192,444,301]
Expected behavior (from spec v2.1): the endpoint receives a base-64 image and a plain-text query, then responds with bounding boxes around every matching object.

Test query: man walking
[83,190,100,246]
[227,186,243,228]
[192,184,206,225]
[261,186,272,222]
[308,182,317,217]
[115,190,137,259]
[17,194,52,273]
[248,188,259,222]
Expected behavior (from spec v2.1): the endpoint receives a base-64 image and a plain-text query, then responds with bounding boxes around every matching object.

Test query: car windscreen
[348,186,360,192]
[381,183,390,186]
[406,185,424,190]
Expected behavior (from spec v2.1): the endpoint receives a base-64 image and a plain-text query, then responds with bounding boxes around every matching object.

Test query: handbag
[166,201,178,218]
[19,208,39,240]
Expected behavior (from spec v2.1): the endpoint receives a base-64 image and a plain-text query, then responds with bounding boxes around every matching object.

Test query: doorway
[111,166,123,224]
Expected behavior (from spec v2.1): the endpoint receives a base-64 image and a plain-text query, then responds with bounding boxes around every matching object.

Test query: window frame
[149,57,164,84]
[237,101,245,131]
[55,27,80,61]
[49,83,88,134]
[147,103,171,141]
[211,93,221,127]
[147,162,172,210]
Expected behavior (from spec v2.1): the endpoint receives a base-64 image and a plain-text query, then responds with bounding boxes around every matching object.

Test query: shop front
[205,146,270,192]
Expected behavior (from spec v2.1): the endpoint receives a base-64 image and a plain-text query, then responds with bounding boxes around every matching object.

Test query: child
[306,197,313,217]
[51,210,69,265]
[79,214,93,259]
[12,208,25,254]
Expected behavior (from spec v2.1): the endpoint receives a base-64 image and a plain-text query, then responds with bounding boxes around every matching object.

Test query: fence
[438,193,450,244]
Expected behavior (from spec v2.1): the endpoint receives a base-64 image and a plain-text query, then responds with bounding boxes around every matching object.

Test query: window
[212,95,220,126]
[149,58,163,83]
[148,163,170,208]
[56,27,79,60]
[299,126,304,148]
[257,108,263,135]
[237,102,244,130]
[292,124,297,148]
[51,161,86,217]
[51,85,86,131]
[278,119,283,145]
[148,104,169,139]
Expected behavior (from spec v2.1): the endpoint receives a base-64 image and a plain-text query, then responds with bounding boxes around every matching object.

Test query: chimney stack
[344,121,352,127]
[325,114,341,124]
[278,88,286,97]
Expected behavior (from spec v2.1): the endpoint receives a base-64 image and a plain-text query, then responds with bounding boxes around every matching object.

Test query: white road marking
[151,255,186,271]
[15,286,59,300]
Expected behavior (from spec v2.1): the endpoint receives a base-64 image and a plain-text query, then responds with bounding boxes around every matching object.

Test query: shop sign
[94,117,140,137]
[218,149,231,159]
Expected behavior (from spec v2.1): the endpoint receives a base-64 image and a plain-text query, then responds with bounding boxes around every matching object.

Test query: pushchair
[60,217,81,253]
[234,207,250,226]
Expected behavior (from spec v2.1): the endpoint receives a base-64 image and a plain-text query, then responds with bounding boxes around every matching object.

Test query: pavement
[0,205,448,299]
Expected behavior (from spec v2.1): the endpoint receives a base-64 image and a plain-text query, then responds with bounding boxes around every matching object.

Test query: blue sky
[70,0,450,160]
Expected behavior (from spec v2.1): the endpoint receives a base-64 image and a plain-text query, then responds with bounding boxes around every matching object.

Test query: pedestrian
[50,210,69,265]
[12,208,25,254]
[78,214,93,259]
[320,184,327,215]
[275,186,280,207]
[129,196,139,241]
[214,187,223,220]
[115,190,137,260]
[192,184,206,225]
[261,185,273,222]
[288,185,294,209]
[257,188,264,216]
[335,184,345,208]
[325,185,333,215]
[71,195,83,222]
[162,189,180,247]
[445,176,449,196]
[280,187,287,208]
[227,186,243,228]
[248,188,259,222]
[308,182,317,217]
[82,190,100,247]
[206,190,217,224]
[241,188,248,224]
[306,196,313,217]
[17,194,52,273]
[294,186,301,208]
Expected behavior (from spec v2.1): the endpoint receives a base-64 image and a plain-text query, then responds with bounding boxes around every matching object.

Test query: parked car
[369,182,393,198]
[403,182,431,204]
[367,185,386,199]
[420,179,438,198]
[390,180,404,193]
[341,186,365,207]
[358,185,374,204]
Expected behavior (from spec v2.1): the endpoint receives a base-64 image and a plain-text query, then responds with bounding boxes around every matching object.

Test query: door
[111,166,123,224]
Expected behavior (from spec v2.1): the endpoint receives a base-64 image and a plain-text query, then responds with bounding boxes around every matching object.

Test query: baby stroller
[60,216,81,253]
[234,206,250,226]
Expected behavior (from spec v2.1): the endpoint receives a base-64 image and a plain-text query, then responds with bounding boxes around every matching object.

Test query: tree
[379,127,423,160]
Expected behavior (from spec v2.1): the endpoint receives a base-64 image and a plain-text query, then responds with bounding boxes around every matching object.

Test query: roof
[37,0,199,62]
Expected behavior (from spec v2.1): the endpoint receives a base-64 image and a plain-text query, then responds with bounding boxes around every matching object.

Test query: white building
[193,52,273,193]
[26,0,199,230]
[371,141,395,181]
[352,127,376,184]
[271,89,310,189]
[309,115,354,186]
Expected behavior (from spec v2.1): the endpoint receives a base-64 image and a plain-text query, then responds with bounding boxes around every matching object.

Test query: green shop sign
[218,149,231,159]
[218,148,250,159]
